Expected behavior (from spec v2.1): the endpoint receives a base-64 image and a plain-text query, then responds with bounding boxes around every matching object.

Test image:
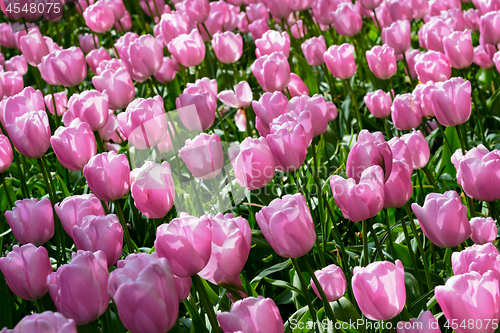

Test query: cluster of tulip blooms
[0,0,500,332]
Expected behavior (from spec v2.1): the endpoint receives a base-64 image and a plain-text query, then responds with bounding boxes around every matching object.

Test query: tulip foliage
[2,0,500,332]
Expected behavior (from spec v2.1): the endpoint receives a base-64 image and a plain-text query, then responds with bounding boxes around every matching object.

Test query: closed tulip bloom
[44,91,68,116]
[256,193,315,258]
[301,36,327,67]
[119,35,163,82]
[414,51,451,84]
[435,271,500,333]
[388,137,413,171]
[330,165,385,222]
[86,47,111,75]
[396,311,440,333]
[480,11,500,46]
[251,52,290,93]
[249,19,270,41]
[430,77,471,127]
[252,91,289,136]
[473,45,495,69]
[470,217,497,245]
[6,111,50,159]
[1,71,24,97]
[155,213,212,277]
[5,199,53,246]
[464,8,480,31]
[229,136,276,190]
[332,2,362,36]
[364,90,392,118]
[72,215,123,267]
[412,82,435,117]
[5,55,27,75]
[92,67,135,110]
[199,213,252,285]
[387,0,413,21]
[19,29,49,66]
[443,30,474,69]
[83,2,115,33]
[168,29,206,68]
[218,296,284,333]
[287,73,309,98]
[263,0,291,18]
[401,130,430,170]
[48,250,109,325]
[246,3,269,22]
[391,93,423,131]
[411,191,471,248]
[118,96,168,149]
[419,19,452,54]
[382,20,411,55]
[38,47,87,87]
[212,32,243,64]
[360,0,383,10]
[0,135,13,173]
[383,159,413,208]
[312,0,350,25]
[255,31,290,59]
[218,81,253,109]
[324,43,357,79]
[183,0,210,24]
[310,264,346,302]
[50,119,97,171]
[159,12,189,45]
[10,311,77,333]
[267,120,307,172]
[179,133,223,179]
[78,33,99,54]
[108,253,179,333]
[176,92,217,132]
[4,87,45,122]
[287,95,329,137]
[366,45,397,80]
[63,90,109,131]
[353,260,406,321]
[104,0,126,20]
[55,194,105,238]
[83,152,130,202]
[155,56,180,83]
[0,244,52,300]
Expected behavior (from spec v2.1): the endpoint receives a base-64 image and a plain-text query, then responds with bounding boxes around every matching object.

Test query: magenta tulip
[63,90,109,132]
[86,47,111,75]
[391,93,423,131]
[382,20,411,55]
[168,29,206,68]
[480,11,500,46]
[470,217,497,245]
[366,44,397,80]
[443,30,474,69]
[251,51,290,92]
[212,31,243,64]
[310,264,346,302]
[332,2,363,36]
[19,29,50,66]
[83,1,115,33]
[267,118,308,172]
[430,77,471,127]
[179,133,223,179]
[92,67,136,110]
[176,92,217,132]
[301,36,327,67]
[324,43,357,79]
[38,47,87,87]
[55,194,105,238]
[364,90,392,118]
[252,91,289,136]
[414,51,451,83]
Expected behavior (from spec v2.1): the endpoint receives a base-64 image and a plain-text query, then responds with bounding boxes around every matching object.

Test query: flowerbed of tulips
[1,0,500,332]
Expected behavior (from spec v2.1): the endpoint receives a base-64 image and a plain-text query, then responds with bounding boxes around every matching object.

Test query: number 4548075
[5,2,61,14]
[444,319,498,330]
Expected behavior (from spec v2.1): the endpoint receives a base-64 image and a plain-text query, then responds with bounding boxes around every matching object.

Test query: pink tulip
[155,213,212,277]
[391,93,423,130]
[75,0,95,14]
[55,194,105,238]
[72,214,123,267]
[360,0,383,9]
[4,87,45,121]
[118,34,163,82]
[420,19,452,54]
[5,198,53,246]
[384,159,413,208]
[217,296,284,333]
[473,45,496,69]
[256,193,315,258]
[312,0,350,25]
[324,43,357,79]
[0,244,52,300]
[83,1,116,33]
[382,20,411,55]
[10,311,77,333]
[463,8,480,31]
[0,135,12,173]
[176,92,217,132]
[209,1,240,32]
[443,30,474,69]
[199,213,252,285]
[387,0,413,21]
[404,49,421,81]
[0,23,18,49]
[104,0,126,20]
[5,55,27,75]
[218,81,253,109]
[287,95,329,137]
[179,133,223,179]
[411,191,471,248]
[249,19,270,40]
[0,71,24,97]
[63,90,109,131]
[332,2,363,36]
[168,29,206,67]
[6,110,50,159]
[451,243,500,276]
[159,12,190,45]
[92,67,136,110]
[388,136,413,173]
[364,90,392,118]
[397,311,440,333]
[50,119,97,171]
[154,56,180,83]
[96,58,126,74]
[47,251,110,325]
[251,51,290,92]
[415,51,452,84]
[263,0,292,19]
[252,91,288,136]
[470,217,497,245]
[19,29,49,66]
[139,0,166,17]
[86,47,112,75]
[183,0,210,24]
[310,264,346,302]
[290,19,306,39]
[287,73,309,98]
[246,3,269,22]
[38,47,87,87]
[435,271,500,333]
[118,96,168,149]
[99,110,124,143]
[326,101,339,121]
[330,165,385,222]
[83,152,130,202]
[301,36,327,67]
[79,33,99,54]
[267,118,308,172]
[401,129,430,170]
[212,32,243,64]
[115,11,132,32]
[480,11,500,46]
[366,45,397,80]
[108,253,179,333]
[288,0,314,11]
[229,136,276,190]
[430,77,471,127]
[184,77,218,98]
[255,31,290,58]
[495,51,500,73]
[44,91,68,116]
[412,82,435,117]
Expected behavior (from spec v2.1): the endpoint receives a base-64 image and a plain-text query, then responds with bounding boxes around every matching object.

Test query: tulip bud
[364,90,392,118]
[411,191,471,248]
[168,29,206,68]
[430,77,471,127]
[382,20,411,55]
[251,51,291,92]
[366,44,397,80]
[55,194,105,238]
[391,93,423,131]
[470,217,497,245]
[401,129,430,170]
[0,134,13,173]
[310,264,346,302]
[414,51,451,84]
[38,47,87,87]
[301,35,327,67]
[324,43,357,80]
[353,260,406,321]
[10,311,77,333]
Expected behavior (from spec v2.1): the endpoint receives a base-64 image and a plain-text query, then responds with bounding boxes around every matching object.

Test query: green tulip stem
[362,220,369,266]
[1,173,13,209]
[345,79,363,133]
[367,219,385,262]
[192,275,221,333]
[113,200,136,254]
